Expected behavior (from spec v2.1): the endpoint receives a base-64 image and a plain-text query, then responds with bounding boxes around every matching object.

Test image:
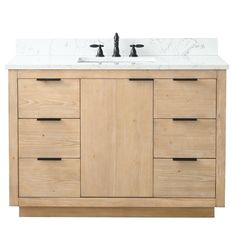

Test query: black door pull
[129,78,153,81]
[173,158,197,161]
[37,157,62,161]
[37,118,61,121]
[173,118,198,121]
[36,78,61,81]
[173,78,198,81]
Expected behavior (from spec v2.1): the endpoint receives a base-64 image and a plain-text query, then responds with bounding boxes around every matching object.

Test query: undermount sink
[77,57,156,64]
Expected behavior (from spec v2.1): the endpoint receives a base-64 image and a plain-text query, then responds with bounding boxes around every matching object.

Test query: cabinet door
[81,79,153,197]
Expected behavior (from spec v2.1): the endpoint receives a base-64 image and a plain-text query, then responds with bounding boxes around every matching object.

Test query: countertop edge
[5,65,229,70]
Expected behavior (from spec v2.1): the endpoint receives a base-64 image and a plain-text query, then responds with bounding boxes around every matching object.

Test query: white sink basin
[77,57,156,64]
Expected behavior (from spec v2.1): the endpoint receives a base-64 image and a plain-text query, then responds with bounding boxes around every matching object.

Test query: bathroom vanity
[7,38,228,217]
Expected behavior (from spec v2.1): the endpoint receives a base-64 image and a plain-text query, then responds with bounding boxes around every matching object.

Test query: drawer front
[154,159,215,198]
[19,78,80,118]
[19,159,80,197]
[19,119,80,158]
[154,119,215,158]
[154,79,216,118]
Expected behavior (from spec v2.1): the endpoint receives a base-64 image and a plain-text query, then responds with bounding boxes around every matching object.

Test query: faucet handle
[134,44,144,48]
[129,44,144,57]
[90,44,104,57]
[90,44,104,48]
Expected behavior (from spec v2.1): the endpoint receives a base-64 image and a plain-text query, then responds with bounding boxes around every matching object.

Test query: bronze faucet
[112,33,121,57]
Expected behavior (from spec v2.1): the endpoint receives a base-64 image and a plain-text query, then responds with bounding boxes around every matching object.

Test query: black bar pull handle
[37,78,61,81]
[37,118,61,121]
[173,78,198,81]
[173,158,197,161]
[37,157,62,161]
[129,78,154,81]
[173,118,198,121]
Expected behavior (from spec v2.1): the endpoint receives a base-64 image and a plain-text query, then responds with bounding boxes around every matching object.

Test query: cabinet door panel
[81,79,153,197]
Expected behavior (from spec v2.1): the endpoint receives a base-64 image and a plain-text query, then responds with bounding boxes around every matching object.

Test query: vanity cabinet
[9,70,226,217]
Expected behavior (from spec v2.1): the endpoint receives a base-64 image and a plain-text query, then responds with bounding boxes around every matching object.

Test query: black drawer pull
[129,78,154,81]
[37,118,61,121]
[36,78,61,81]
[173,78,198,81]
[173,158,197,161]
[37,157,62,161]
[173,118,198,121]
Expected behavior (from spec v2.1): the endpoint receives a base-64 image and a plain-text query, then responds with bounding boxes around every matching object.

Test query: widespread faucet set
[89,33,144,57]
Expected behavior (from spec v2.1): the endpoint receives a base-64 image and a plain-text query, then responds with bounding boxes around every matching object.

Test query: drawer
[154,79,216,118]
[154,159,215,198]
[19,78,80,118]
[154,119,215,158]
[19,159,80,197]
[19,119,80,158]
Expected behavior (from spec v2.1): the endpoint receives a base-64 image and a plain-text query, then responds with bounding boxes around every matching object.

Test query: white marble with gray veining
[6,38,228,69]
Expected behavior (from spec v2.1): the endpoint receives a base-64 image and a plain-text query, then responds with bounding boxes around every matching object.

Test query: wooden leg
[20,207,214,217]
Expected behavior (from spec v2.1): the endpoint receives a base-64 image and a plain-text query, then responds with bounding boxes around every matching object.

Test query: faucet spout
[112,33,121,57]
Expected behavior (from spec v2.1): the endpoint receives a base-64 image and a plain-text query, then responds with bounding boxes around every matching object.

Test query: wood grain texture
[154,119,216,158]
[9,70,19,206]
[19,207,214,217]
[154,79,216,118]
[17,70,217,79]
[81,79,153,197]
[19,119,80,158]
[18,79,80,118]
[19,159,80,197]
[154,159,216,198]
[19,197,215,207]
[216,70,226,206]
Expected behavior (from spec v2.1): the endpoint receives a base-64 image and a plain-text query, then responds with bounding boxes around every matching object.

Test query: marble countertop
[6,38,229,70]
[6,55,228,70]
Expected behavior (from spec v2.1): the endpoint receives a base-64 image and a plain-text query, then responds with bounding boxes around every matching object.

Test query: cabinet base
[19,207,214,217]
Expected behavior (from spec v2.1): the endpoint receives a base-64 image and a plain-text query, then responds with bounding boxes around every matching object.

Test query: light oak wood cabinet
[9,70,226,217]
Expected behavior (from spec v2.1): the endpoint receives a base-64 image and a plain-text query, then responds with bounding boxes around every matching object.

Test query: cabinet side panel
[9,70,19,206]
[216,70,226,207]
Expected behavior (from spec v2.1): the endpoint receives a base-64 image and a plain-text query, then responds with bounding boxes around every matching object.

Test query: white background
[0,0,235,235]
